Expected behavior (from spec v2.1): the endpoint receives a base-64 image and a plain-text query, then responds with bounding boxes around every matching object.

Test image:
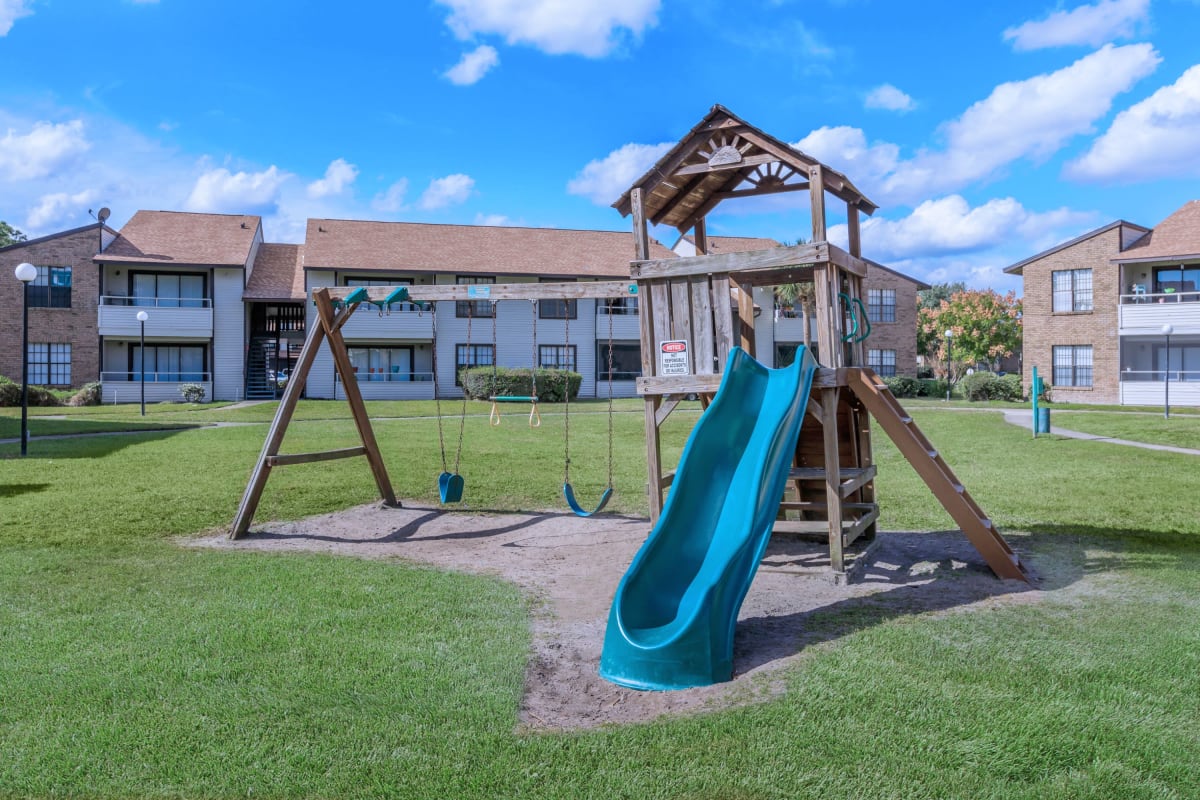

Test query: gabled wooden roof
[612,104,877,232]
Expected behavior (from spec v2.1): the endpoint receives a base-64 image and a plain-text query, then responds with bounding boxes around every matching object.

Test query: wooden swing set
[231,104,1028,584]
[229,280,634,539]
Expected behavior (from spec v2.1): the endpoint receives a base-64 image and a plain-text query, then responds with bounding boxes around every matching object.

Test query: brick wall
[1019,227,1122,404]
[864,263,922,376]
[0,227,102,388]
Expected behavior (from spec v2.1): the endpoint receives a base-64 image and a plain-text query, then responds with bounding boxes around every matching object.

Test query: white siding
[212,268,245,401]
[1120,381,1200,407]
[1120,302,1200,335]
[101,381,213,404]
[305,270,338,399]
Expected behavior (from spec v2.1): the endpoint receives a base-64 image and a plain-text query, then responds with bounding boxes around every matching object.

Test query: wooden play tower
[616,105,1027,582]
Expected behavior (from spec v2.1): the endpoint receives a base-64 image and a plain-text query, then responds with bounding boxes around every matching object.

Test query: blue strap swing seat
[431,299,467,503]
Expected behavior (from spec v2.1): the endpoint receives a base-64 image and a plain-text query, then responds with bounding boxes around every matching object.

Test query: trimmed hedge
[460,366,581,402]
[67,382,102,406]
[883,376,947,398]
[0,375,62,407]
[962,371,1023,402]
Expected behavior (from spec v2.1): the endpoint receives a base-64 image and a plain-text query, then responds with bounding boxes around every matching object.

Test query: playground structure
[231,105,1026,575]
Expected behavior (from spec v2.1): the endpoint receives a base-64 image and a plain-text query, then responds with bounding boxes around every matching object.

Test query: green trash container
[1036,407,1051,434]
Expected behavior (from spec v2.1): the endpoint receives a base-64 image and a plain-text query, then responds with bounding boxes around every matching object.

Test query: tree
[773,237,814,348]
[918,289,1022,381]
[0,221,27,248]
[918,281,966,310]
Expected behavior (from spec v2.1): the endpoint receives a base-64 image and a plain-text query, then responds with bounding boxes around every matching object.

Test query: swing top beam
[322,279,637,304]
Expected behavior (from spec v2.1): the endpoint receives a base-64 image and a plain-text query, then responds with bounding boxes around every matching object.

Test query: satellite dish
[97,207,111,223]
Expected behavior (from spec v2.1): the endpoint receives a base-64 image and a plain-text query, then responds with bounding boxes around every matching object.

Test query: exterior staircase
[245,337,279,399]
[846,367,1029,582]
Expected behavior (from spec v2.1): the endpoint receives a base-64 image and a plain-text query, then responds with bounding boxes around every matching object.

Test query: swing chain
[606,302,614,489]
[453,301,472,473]
[431,301,449,473]
[530,299,539,401]
[563,306,571,484]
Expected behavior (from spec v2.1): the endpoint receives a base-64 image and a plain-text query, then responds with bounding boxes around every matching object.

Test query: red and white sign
[659,340,690,375]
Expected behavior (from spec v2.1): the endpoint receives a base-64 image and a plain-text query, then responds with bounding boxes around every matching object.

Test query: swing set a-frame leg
[230,289,397,539]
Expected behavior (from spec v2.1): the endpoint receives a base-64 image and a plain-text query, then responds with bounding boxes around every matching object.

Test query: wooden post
[846,203,862,258]
[821,386,844,573]
[230,300,330,538]
[813,263,840,367]
[693,218,708,256]
[809,165,827,243]
[735,279,755,356]
[313,290,397,509]
[631,187,651,262]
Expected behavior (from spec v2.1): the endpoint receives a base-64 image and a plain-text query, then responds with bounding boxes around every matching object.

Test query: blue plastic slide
[599,346,818,690]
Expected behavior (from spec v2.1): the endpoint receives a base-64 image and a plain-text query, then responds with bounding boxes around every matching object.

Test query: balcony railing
[336,370,434,383]
[101,295,212,308]
[1120,289,1200,304]
[101,371,212,383]
[1120,370,1200,382]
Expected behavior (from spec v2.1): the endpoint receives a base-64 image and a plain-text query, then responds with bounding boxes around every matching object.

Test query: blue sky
[3,0,1200,293]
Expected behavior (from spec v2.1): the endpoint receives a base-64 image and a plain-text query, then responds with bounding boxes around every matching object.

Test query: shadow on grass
[0,427,195,460]
[0,482,51,497]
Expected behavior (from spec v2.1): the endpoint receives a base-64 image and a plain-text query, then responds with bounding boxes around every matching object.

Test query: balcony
[100,372,213,404]
[99,296,214,338]
[1119,290,1200,335]
[337,307,434,340]
[334,371,435,400]
[596,308,641,340]
[1119,370,1200,406]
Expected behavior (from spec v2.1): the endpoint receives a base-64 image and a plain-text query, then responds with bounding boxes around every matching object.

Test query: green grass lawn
[1,403,1198,798]
[1046,411,1200,450]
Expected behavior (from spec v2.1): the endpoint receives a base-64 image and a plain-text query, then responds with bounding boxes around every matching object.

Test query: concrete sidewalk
[1002,410,1200,456]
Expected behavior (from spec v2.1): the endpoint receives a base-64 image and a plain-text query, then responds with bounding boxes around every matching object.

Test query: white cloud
[804,44,1160,204]
[445,45,500,85]
[793,126,900,194]
[829,195,1092,261]
[185,165,290,215]
[306,158,359,198]
[864,84,915,112]
[474,213,518,226]
[371,179,409,213]
[26,190,97,230]
[437,0,661,57]
[1004,0,1149,51]
[567,141,672,206]
[419,173,475,210]
[0,0,32,36]
[0,119,91,180]
[1067,64,1200,182]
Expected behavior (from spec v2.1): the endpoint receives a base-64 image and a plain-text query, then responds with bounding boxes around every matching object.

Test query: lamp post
[1162,323,1173,419]
[14,262,37,456]
[136,310,149,416]
[944,328,954,401]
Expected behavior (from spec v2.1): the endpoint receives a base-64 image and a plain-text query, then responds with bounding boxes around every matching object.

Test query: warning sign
[659,340,690,376]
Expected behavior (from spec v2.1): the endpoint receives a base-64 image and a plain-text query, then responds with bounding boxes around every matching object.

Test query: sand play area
[196,502,1038,731]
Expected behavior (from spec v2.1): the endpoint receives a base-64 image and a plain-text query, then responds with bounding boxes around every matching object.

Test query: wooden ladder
[846,368,1028,582]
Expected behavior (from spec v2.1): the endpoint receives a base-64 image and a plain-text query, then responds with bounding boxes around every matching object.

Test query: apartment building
[673,235,928,376]
[0,222,116,389]
[1005,199,1200,406]
[4,211,927,402]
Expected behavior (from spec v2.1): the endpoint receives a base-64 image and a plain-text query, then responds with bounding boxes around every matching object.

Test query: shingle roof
[0,222,116,253]
[1003,220,1148,274]
[244,243,305,301]
[97,210,261,266]
[1116,200,1200,263]
[302,219,675,277]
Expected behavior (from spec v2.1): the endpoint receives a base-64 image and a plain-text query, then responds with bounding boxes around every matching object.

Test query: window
[26,266,72,308]
[455,343,494,385]
[1052,345,1093,387]
[131,271,206,308]
[601,296,638,315]
[539,345,577,372]
[1052,269,1093,312]
[1153,343,1200,381]
[347,346,416,381]
[868,349,897,377]
[867,288,896,323]
[27,343,71,385]
[130,344,206,382]
[344,277,415,311]
[456,276,495,318]
[598,343,641,380]
[1153,266,1200,299]
[539,278,577,320]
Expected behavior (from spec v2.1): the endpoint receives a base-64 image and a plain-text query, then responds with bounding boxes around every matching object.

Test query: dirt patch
[192,502,1041,731]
